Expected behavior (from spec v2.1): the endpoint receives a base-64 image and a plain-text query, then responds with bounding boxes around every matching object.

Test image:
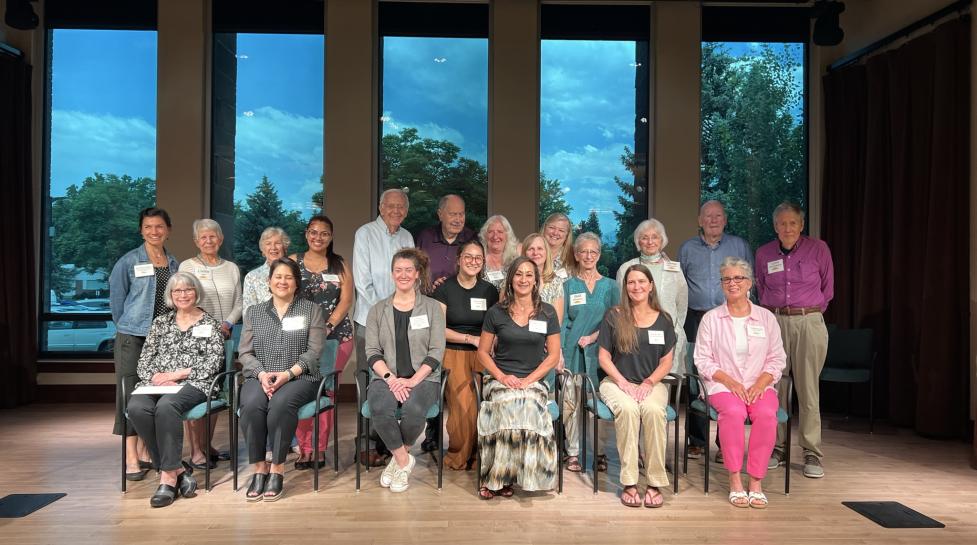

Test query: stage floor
[0,403,974,544]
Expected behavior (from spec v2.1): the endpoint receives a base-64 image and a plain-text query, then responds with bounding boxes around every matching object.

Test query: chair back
[825,328,874,369]
[222,338,237,393]
[319,339,340,388]
[581,343,600,387]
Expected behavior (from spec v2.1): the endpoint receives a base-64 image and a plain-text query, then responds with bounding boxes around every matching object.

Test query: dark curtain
[822,16,971,438]
[0,51,37,408]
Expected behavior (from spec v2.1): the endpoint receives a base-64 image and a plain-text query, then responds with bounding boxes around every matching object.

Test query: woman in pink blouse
[694,257,786,509]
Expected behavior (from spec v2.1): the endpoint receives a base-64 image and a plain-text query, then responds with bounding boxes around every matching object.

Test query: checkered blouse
[239,298,325,383]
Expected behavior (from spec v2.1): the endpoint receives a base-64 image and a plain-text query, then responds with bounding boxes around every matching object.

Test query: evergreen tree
[575,210,602,237]
[538,171,573,226]
[234,176,307,273]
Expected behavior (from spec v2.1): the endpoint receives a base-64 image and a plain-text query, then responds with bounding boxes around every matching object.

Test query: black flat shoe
[246,473,268,502]
[125,469,149,481]
[139,460,156,470]
[178,466,198,499]
[211,450,231,462]
[294,460,311,471]
[189,459,218,470]
[263,473,285,502]
[150,484,178,508]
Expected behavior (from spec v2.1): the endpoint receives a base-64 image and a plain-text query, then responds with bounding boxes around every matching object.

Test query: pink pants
[709,390,780,479]
[295,339,353,454]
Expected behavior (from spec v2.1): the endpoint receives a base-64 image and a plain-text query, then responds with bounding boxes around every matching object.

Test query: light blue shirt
[109,245,179,336]
[678,233,753,311]
[352,215,414,325]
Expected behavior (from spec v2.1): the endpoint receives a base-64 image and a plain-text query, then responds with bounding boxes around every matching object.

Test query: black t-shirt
[393,307,414,378]
[482,302,560,378]
[432,276,500,351]
[597,310,676,384]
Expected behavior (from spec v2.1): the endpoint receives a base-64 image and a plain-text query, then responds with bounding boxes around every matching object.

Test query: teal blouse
[561,276,620,374]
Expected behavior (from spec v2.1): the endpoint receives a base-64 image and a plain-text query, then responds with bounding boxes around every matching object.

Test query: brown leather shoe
[359,450,390,468]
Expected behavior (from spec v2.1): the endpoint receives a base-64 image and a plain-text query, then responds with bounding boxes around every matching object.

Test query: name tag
[648,330,665,345]
[767,259,785,274]
[486,270,504,283]
[569,292,587,306]
[663,261,681,273]
[410,314,430,330]
[554,268,568,279]
[192,324,213,338]
[470,298,487,311]
[528,319,548,334]
[747,324,766,338]
[134,264,154,278]
[282,316,305,331]
[194,268,212,281]
[322,274,340,283]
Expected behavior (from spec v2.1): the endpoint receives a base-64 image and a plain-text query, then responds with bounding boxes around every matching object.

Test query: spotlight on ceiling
[4,0,39,31]
[812,0,845,46]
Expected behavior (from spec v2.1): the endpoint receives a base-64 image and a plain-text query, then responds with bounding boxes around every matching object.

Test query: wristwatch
[382,372,392,381]
[325,322,335,330]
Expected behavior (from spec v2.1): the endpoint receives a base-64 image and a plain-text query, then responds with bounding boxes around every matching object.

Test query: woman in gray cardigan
[365,248,446,493]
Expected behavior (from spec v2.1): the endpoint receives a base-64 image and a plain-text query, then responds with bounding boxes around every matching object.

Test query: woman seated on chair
[238,257,325,502]
[476,256,561,499]
[128,271,225,508]
[365,248,446,493]
[596,264,675,508]
[694,256,786,509]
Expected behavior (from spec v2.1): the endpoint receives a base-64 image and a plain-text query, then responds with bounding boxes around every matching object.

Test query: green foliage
[575,210,602,237]
[538,171,573,226]
[233,176,308,274]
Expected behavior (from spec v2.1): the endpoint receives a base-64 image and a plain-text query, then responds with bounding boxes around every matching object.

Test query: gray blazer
[364,293,445,383]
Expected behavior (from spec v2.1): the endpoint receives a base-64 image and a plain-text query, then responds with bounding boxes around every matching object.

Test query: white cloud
[540,141,635,233]
[381,111,466,146]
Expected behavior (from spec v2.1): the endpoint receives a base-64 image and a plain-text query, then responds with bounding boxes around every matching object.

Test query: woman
[479,215,519,291]
[109,207,179,481]
[561,233,619,472]
[289,215,355,470]
[615,219,688,375]
[238,257,325,502]
[694,257,786,509]
[476,257,561,499]
[521,233,565,323]
[127,272,225,507]
[179,218,243,469]
[432,240,499,470]
[243,227,290,313]
[597,265,675,508]
[365,248,446,492]
[540,212,574,277]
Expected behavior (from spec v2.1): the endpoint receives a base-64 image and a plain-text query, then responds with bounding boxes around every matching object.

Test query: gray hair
[258,226,291,249]
[632,218,668,251]
[380,188,410,210]
[192,218,223,241]
[699,200,727,216]
[437,194,465,211]
[163,271,204,308]
[719,256,754,282]
[574,231,603,252]
[772,201,805,223]
[479,214,520,265]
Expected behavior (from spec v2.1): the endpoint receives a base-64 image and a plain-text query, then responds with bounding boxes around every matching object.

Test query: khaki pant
[599,378,670,487]
[442,348,482,469]
[775,312,828,459]
[563,374,582,456]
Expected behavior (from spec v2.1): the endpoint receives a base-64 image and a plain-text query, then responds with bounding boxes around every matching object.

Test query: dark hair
[392,248,433,295]
[139,207,172,228]
[456,239,486,276]
[499,256,544,319]
[306,214,345,275]
[268,257,303,294]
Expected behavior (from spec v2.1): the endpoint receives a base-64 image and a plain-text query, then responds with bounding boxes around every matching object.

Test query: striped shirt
[179,258,243,325]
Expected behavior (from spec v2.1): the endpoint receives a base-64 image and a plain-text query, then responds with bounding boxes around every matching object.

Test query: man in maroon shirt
[755,202,834,479]
[415,194,476,285]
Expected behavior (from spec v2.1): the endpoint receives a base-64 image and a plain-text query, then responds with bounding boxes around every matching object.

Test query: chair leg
[355,413,362,492]
[682,408,690,475]
[204,412,212,491]
[333,403,340,473]
[438,412,444,491]
[121,428,127,493]
[785,418,792,496]
[557,414,563,495]
[580,404,588,477]
[703,419,710,495]
[313,414,320,493]
[592,415,599,495]
[673,417,679,495]
[232,410,239,492]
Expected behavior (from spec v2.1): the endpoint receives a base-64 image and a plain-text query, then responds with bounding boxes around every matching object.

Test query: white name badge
[134,263,154,278]
[470,298,487,311]
[410,314,430,330]
[554,268,569,279]
[322,274,341,283]
[767,259,785,274]
[528,319,548,334]
[192,324,213,338]
[663,261,682,273]
[747,324,766,338]
[194,268,212,281]
[486,270,504,283]
[648,330,666,345]
[281,316,306,331]
[569,292,587,306]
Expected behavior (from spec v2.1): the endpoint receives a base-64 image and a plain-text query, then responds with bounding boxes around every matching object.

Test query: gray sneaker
[768,450,785,470]
[803,455,824,478]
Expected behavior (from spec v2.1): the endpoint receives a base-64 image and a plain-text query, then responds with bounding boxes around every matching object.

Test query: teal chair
[577,343,683,495]
[820,328,875,433]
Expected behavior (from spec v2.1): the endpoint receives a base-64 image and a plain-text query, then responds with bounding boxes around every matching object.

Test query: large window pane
[42,29,158,354]
[700,42,807,250]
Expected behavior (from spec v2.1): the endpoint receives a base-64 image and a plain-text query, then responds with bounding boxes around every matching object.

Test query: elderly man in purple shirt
[755,202,833,479]
[415,194,476,285]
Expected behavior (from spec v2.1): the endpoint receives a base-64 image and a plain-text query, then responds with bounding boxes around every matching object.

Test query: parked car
[45,320,116,352]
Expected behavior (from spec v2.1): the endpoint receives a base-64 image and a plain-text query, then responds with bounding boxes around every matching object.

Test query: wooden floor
[0,404,975,545]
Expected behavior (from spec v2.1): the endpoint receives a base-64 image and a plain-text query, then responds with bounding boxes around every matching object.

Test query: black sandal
[565,456,583,472]
[263,473,285,501]
[246,473,268,502]
[596,455,608,472]
[478,487,496,500]
[499,485,514,497]
[150,484,178,508]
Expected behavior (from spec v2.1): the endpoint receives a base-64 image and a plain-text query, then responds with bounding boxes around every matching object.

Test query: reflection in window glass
[43,29,157,353]
[212,33,324,274]
[380,37,488,236]
[539,40,649,276]
[700,42,806,250]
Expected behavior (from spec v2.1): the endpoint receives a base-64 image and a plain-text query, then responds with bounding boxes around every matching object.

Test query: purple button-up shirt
[754,236,834,312]
[415,224,476,282]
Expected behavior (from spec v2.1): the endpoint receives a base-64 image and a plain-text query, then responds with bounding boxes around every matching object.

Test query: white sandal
[748,491,769,509]
[728,490,749,508]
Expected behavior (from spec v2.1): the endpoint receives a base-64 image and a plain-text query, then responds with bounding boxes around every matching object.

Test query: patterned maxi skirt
[477,378,557,491]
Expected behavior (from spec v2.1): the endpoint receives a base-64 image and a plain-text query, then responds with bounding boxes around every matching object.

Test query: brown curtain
[0,51,37,408]
[822,16,971,438]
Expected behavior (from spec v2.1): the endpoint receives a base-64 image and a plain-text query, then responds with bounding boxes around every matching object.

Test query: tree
[538,171,572,226]
[608,146,646,269]
[575,210,602,237]
[233,176,308,274]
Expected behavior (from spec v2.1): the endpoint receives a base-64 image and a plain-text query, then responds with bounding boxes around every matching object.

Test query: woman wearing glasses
[694,257,786,508]
[432,240,499,470]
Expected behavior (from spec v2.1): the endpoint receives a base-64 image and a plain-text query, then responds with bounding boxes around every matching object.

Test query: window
[379,2,489,237]
[539,4,650,276]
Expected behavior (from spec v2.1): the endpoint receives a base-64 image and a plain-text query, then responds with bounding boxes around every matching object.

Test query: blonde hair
[520,232,555,284]
[540,213,575,270]
[479,215,520,266]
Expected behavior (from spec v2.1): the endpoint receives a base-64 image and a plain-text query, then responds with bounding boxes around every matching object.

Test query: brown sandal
[566,456,583,472]
[499,485,514,497]
[620,485,641,508]
[478,487,496,500]
[644,487,664,508]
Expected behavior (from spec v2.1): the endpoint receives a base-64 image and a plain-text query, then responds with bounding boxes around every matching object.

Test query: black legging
[128,384,207,471]
[239,379,317,464]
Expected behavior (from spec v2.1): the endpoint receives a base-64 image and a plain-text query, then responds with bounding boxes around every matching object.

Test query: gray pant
[367,379,439,451]
[113,332,145,436]
[240,378,316,464]
[128,385,207,471]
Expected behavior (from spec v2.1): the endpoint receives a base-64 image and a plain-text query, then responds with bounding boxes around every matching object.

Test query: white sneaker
[379,457,398,488]
[389,454,416,493]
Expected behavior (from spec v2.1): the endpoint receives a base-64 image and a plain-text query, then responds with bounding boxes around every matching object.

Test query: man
[755,202,833,479]
[353,188,414,465]
[678,200,753,462]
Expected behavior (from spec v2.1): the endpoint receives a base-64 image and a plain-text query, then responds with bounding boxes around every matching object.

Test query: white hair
[479,215,520,265]
[632,218,668,251]
[380,188,410,210]
[719,256,754,282]
[574,231,602,251]
[258,226,290,249]
[192,218,223,241]
[437,194,465,211]
[163,271,204,308]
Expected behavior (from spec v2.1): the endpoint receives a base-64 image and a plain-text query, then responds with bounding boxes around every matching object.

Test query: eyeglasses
[172,288,196,295]
[576,249,600,257]
[720,276,749,285]
[461,254,484,263]
[307,229,332,239]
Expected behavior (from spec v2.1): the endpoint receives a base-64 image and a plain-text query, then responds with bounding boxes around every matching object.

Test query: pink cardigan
[693,302,786,397]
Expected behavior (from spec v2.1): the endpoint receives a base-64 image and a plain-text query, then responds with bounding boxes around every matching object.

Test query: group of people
[110,189,833,511]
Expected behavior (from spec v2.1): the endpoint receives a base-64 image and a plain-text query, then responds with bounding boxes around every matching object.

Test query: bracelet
[286,369,296,381]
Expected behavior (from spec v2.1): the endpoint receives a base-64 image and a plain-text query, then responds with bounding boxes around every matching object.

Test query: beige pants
[563,374,582,456]
[599,378,670,487]
[775,312,829,459]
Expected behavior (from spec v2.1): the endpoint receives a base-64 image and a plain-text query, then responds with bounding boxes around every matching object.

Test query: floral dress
[296,253,354,342]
